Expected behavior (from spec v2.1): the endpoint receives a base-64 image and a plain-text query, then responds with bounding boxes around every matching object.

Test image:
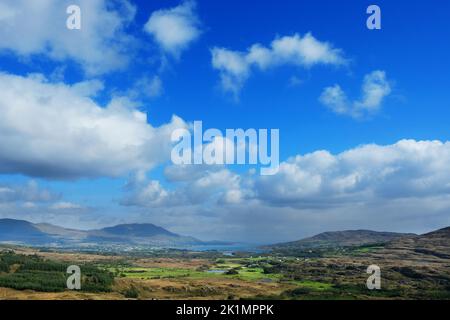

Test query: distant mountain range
[1,218,448,254]
[0,218,223,248]
[265,229,416,251]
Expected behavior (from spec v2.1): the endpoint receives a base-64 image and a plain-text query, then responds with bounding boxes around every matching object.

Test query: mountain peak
[0,218,200,247]
[0,218,52,243]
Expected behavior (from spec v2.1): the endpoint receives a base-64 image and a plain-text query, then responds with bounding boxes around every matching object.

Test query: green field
[106,258,324,288]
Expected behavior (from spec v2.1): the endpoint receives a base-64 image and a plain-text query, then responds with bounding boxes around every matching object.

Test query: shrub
[226,268,239,275]
[123,286,139,299]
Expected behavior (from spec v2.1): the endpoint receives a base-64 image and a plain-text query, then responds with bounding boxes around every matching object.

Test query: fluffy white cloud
[211,33,346,96]
[320,70,392,118]
[187,169,244,205]
[144,1,201,58]
[0,72,187,179]
[0,0,136,75]
[122,131,261,207]
[125,139,450,209]
[211,48,250,97]
[255,139,450,207]
[122,176,173,208]
[122,166,247,208]
[150,140,450,211]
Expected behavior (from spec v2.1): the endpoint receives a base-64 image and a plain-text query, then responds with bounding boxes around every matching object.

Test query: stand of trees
[0,252,114,292]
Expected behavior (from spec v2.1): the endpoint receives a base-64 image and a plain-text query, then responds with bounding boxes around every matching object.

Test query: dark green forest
[0,251,114,292]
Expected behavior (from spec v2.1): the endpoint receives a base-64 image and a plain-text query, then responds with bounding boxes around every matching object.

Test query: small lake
[206,269,226,274]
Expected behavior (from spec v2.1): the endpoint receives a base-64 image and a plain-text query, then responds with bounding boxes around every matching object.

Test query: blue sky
[0,0,449,243]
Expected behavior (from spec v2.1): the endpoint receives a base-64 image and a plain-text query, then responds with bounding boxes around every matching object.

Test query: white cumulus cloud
[211,33,347,97]
[0,72,187,179]
[122,167,247,208]
[0,0,136,75]
[124,139,450,210]
[320,70,392,118]
[255,139,450,207]
[144,1,201,58]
